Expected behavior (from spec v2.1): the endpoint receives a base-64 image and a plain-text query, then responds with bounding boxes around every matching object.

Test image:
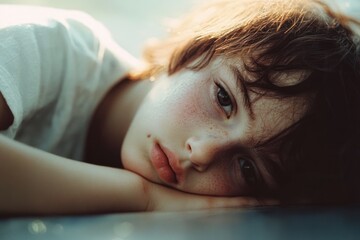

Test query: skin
[120,57,309,196]
[0,56,295,215]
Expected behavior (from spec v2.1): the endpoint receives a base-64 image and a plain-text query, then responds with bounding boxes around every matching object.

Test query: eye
[215,83,233,118]
[239,158,258,187]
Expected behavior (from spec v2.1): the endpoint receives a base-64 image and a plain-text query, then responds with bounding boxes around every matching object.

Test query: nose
[185,135,231,172]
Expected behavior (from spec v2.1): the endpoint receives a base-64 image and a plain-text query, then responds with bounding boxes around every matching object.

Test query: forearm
[0,135,148,215]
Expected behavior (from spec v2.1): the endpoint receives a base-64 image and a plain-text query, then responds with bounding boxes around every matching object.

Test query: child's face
[121,57,308,196]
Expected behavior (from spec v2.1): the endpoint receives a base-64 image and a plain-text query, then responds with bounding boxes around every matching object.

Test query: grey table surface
[1,206,360,240]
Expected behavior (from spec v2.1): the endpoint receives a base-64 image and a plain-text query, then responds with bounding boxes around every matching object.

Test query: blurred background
[0,0,201,57]
[0,0,358,57]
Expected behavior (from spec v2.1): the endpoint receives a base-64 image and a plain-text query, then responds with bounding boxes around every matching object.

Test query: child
[0,0,359,215]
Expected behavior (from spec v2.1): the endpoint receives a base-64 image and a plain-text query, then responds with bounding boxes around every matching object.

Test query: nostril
[186,143,192,153]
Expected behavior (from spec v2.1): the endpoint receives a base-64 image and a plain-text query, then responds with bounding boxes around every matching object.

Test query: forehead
[247,92,309,148]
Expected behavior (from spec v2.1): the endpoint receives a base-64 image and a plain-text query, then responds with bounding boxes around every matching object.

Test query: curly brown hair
[133,0,360,204]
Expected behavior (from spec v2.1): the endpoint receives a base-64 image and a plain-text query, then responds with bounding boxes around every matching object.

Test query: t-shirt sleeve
[0,20,46,138]
[0,6,135,138]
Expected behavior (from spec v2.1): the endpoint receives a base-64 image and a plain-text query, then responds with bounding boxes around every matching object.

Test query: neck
[84,76,153,167]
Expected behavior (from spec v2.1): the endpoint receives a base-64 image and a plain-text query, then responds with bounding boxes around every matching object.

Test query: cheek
[168,82,211,128]
[192,177,235,196]
[173,94,200,124]
[186,168,238,196]
[121,141,154,179]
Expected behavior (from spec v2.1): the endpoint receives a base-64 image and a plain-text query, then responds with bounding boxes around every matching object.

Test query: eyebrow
[229,65,255,120]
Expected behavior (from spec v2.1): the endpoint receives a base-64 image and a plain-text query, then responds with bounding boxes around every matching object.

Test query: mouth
[150,142,178,184]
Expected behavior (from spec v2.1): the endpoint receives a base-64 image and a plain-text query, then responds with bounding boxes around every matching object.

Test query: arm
[0,94,147,215]
[0,134,148,215]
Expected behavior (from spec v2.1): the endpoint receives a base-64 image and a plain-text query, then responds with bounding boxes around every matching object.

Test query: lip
[150,142,177,184]
[161,144,184,184]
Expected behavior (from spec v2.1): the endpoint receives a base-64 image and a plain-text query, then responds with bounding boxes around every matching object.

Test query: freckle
[147,134,151,138]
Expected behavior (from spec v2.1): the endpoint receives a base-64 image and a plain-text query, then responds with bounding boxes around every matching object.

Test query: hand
[142,179,278,211]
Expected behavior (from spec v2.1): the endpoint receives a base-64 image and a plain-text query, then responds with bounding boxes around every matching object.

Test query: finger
[200,196,258,209]
[185,196,280,210]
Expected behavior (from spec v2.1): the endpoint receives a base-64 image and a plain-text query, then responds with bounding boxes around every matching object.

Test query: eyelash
[238,158,259,187]
[214,82,234,118]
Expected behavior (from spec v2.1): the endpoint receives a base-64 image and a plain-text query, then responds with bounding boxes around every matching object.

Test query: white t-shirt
[0,5,137,160]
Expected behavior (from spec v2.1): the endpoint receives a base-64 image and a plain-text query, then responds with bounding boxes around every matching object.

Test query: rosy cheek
[170,85,211,128]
